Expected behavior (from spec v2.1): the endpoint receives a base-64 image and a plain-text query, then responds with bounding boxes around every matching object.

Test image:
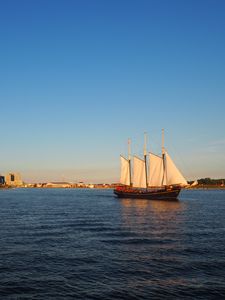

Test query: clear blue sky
[1,0,225,182]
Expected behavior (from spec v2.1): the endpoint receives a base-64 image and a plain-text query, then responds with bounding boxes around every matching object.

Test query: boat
[114,130,188,200]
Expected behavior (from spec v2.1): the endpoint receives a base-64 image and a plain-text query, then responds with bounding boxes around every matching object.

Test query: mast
[144,132,148,189]
[161,128,166,186]
[128,138,132,186]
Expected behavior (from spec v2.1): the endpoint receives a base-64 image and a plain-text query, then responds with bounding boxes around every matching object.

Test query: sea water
[0,188,225,299]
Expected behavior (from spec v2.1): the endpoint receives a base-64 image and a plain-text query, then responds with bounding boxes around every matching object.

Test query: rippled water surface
[0,188,225,299]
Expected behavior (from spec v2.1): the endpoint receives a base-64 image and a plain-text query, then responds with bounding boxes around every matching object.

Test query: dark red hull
[114,187,181,200]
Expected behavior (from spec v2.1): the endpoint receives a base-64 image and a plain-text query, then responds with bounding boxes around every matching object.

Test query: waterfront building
[45,182,72,188]
[0,175,5,185]
[5,173,23,186]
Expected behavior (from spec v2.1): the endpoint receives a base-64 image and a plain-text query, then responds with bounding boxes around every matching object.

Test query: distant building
[5,173,23,186]
[88,184,94,189]
[0,175,5,185]
[45,182,72,188]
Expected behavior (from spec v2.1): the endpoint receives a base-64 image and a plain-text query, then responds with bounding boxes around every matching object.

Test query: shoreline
[1,185,225,190]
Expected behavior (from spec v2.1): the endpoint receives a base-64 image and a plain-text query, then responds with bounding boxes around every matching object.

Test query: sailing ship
[114,130,188,200]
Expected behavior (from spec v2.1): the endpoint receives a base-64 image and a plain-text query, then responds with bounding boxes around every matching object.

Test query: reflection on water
[117,198,187,293]
[120,198,183,212]
[120,198,186,233]
[121,199,150,209]
[150,199,183,212]
[120,198,185,217]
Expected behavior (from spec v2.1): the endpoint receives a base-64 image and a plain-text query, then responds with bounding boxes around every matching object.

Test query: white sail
[191,180,198,186]
[148,153,164,187]
[120,156,130,185]
[165,151,187,186]
[133,156,147,188]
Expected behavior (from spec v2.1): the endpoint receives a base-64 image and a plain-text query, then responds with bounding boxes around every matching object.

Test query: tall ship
[114,130,188,200]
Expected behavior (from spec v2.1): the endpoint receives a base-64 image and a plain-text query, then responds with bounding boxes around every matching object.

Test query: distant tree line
[197,178,225,185]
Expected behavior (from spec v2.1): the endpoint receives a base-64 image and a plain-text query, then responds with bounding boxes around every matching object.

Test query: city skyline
[1,0,225,183]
